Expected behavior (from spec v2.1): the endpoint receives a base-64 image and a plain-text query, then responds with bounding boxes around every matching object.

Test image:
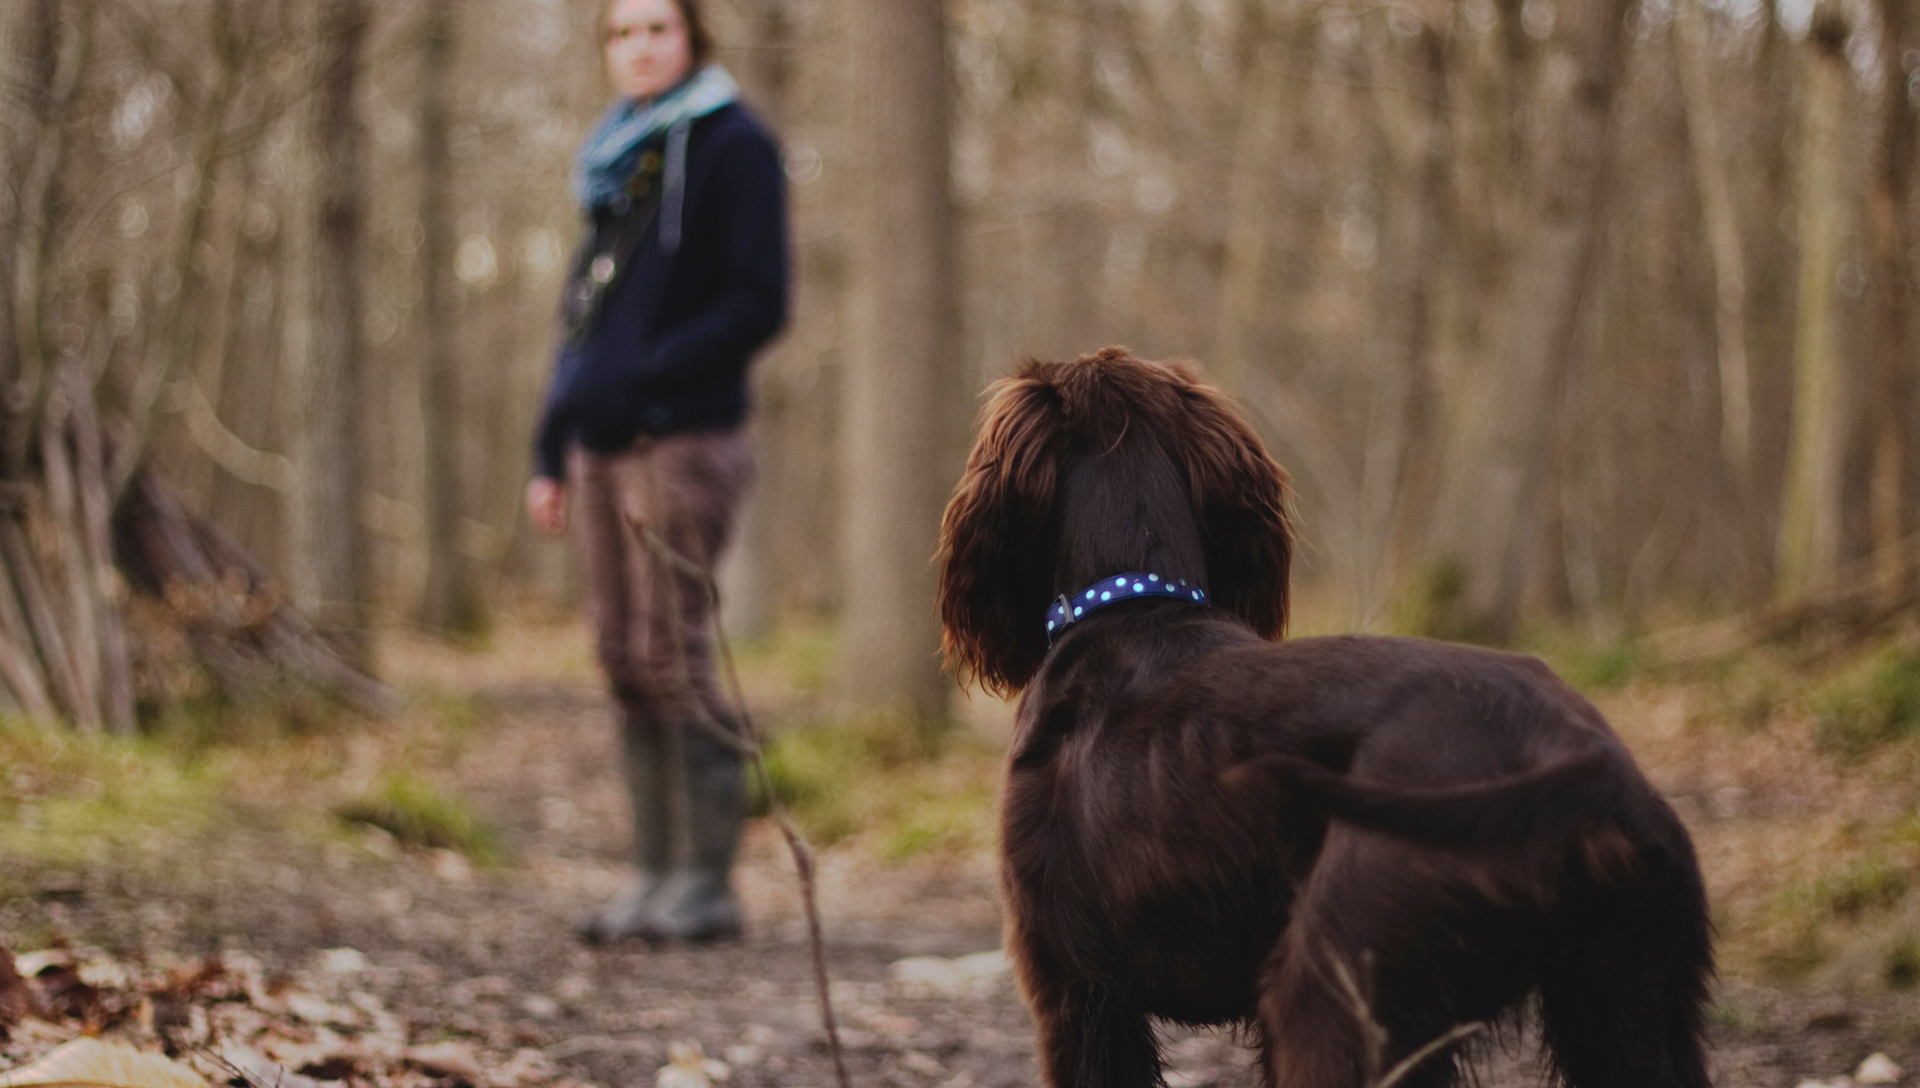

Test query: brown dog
[936,349,1711,1088]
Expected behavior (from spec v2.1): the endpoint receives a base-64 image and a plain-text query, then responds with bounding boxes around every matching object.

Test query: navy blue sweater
[534,102,789,481]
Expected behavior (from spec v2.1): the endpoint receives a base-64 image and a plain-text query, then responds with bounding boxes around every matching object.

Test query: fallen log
[1649,533,1920,664]
[113,467,394,717]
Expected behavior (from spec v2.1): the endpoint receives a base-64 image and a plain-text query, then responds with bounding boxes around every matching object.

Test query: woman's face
[604,0,693,101]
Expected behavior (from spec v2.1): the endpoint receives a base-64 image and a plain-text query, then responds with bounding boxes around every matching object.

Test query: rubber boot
[577,700,673,943]
[639,715,746,941]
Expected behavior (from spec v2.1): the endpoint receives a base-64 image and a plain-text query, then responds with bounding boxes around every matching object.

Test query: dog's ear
[1166,364,1293,639]
[937,373,1066,695]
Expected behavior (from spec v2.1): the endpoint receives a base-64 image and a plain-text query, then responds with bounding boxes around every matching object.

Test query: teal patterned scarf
[571,64,739,212]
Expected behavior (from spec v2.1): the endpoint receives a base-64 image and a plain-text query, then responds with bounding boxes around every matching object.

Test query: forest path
[3,626,1916,1088]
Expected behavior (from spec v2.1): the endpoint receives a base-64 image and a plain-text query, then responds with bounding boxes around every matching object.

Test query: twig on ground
[1323,943,1486,1088]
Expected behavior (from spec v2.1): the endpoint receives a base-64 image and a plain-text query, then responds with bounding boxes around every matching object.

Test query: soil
[2,624,1917,1088]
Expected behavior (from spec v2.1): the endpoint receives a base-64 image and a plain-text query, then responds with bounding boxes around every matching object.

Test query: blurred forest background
[0,0,1917,730]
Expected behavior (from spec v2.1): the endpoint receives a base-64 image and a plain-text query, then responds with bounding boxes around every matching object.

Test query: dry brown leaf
[405,1042,485,1085]
[0,1038,206,1088]
[0,947,36,1027]
[489,1049,554,1088]
[654,1042,728,1088]
[214,1045,333,1088]
[152,962,226,1004]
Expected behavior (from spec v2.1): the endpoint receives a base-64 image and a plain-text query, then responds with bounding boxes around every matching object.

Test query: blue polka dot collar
[1046,572,1206,645]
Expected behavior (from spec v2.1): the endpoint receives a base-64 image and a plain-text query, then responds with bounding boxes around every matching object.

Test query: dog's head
[936,347,1293,695]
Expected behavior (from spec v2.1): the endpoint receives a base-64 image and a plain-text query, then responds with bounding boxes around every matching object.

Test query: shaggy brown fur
[936,349,1711,1088]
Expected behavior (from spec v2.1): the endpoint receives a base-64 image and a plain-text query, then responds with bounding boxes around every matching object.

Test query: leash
[1047,571,1206,645]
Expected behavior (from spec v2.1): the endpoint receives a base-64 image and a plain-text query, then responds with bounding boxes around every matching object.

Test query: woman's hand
[526,478,568,536]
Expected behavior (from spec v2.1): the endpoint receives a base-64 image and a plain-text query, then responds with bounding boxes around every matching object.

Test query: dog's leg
[1260,833,1503,1088]
[1019,963,1162,1088]
[1538,826,1713,1088]
[1007,915,1164,1088]
[1031,978,1162,1088]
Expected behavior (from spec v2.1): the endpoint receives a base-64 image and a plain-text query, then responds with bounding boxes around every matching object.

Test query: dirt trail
[4,660,1917,1088]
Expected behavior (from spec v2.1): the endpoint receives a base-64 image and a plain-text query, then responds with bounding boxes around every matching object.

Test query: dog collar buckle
[1047,594,1073,646]
[1046,573,1205,646]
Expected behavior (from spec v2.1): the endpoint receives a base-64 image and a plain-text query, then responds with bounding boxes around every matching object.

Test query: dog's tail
[1225,748,1630,853]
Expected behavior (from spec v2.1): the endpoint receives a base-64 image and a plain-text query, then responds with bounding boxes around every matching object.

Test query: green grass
[1526,631,1648,693]
[1749,814,1920,980]
[1885,935,1920,989]
[1811,648,1920,760]
[333,771,508,866]
[756,713,999,857]
[0,715,231,871]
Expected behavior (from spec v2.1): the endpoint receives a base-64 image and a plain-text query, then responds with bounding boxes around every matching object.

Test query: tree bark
[1867,0,1917,594]
[1672,0,1754,480]
[717,0,797,642]
[840,0,960,720]
[4,0,87,479]
[1776,4,1855,599]
[285,0,373,664]
[1423,0,1633,642]
[1352,20,1449,627]
[1211,3,1291,394]
[113,0,242,497]
[414,0,487,638]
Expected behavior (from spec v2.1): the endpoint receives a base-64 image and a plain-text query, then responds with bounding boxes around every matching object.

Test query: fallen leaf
[153,961,227,1004]
[1858,1054,1905,1085]
[0,1038,206,1088]
[215,1046,331,1088]
[850,1007,917,1037]
[887,950,1009,997]
[28,966,106,1026]
[899,1051,942,1075]
[316,950,366,976]
[430,851,472,884]
[284,994,360,1030]
[407,1041,486,1084]
[11,954,71,980]
[0,947,36,1026]
[655,1041,729,1088]
[491,1049,555,1088]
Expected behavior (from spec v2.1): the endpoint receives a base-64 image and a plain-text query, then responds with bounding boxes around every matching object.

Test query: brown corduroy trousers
[568,428,752,728]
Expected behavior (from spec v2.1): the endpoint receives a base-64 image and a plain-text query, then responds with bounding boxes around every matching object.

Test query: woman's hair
[605,0,713,68]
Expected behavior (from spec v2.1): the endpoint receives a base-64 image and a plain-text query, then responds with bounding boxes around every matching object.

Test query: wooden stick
[634,521,852,1088]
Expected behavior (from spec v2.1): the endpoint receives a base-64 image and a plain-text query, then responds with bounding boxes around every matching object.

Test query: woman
[527,0,788,944]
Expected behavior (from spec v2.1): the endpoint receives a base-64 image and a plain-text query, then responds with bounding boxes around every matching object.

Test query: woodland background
[0,0,1916,727]
[2,4,1920,1079]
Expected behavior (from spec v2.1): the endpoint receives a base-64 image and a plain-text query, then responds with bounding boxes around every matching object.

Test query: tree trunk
[113,0,241,497]
[840,0,959,720]
[1776,4,1855,599]
[0,0,136,732]
[1036,0,1113,362]
[1423,0,1633,642]
[4,0,84,479]
[717,0,797,642]
[1211,3,1291,394]
[1672,0,1753,480]
[285,0,373,665]
[415,0,487,638]
[1352,20,1449,628]
[1867,0,1917,595]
